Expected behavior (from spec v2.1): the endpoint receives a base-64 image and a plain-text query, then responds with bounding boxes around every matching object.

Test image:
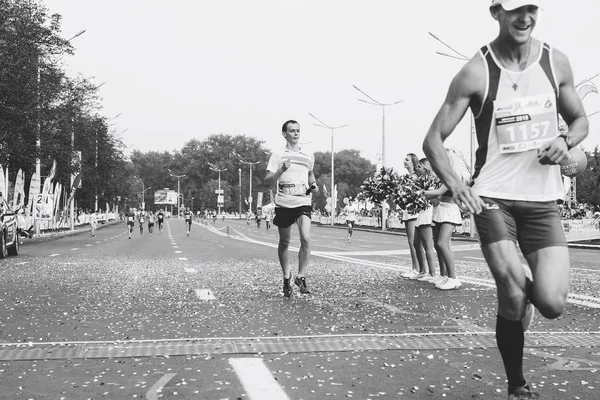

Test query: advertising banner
[154,190,177,205]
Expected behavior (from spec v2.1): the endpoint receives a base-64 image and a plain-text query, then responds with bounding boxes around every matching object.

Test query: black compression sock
[496,314,526,388]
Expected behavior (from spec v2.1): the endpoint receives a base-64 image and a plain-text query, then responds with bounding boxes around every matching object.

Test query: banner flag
[41,160,56,196]
[53,183,62,218]
[12,169,25,209]
[27,172,40,215]
[0,166,5,203]
[59,174,82,227]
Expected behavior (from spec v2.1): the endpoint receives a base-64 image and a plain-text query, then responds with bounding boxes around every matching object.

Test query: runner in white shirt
[265,120,318,297]
[90,210,98,237]
[343,198,359,243]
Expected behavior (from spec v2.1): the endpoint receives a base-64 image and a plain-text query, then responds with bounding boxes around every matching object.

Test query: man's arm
[307,171,318,193]
[264,157,290,186]
[538,49,589,165]
[423,58,486,214]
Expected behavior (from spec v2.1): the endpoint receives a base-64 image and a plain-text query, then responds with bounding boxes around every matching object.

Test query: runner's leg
[277,225,292,279]
[297,215,312,277]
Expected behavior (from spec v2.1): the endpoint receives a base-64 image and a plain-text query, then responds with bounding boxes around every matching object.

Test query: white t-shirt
[90,213,98,224]
[267,147,314,208]
[344,204,358,222]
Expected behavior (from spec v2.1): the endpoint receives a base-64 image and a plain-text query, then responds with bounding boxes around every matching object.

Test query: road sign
[217,195,224,203]
[215,189,224,194]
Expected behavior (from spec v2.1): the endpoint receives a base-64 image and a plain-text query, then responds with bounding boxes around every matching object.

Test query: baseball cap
[490,0,541,11]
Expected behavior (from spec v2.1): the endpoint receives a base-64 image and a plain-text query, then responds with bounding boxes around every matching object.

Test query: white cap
[490,0,541,11]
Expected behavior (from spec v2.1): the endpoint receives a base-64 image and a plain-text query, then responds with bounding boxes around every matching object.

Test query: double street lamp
[168,168,186,217]
[233,151,260,212]
[133,176,150,210]
[353,85,403,231]
[309,112,346,226]
[208,163,227,215]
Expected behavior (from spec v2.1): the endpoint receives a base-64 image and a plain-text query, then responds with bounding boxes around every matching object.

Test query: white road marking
[184,268,197,274]
[195,289,216,300]
[572,267,600,273]
[14,262,29,265]
[173,246,179,248]
[229,358,290,400]
[464,256,485,260]
[146,373,177,400]
[49,254,60,257]
[178,257,188,261]
[175,250,182,254]
[95,241,102,244]
[85,244,92,247]
[70,248,79,251]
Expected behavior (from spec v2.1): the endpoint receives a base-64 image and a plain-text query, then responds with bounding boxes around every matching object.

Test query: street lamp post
[353,85,403,231]
[208,163,227,216]
[309,113,347,226]
[238,168,242,218]
[192,197,194,213]
[233,152,260,212]
[168,169,186,217]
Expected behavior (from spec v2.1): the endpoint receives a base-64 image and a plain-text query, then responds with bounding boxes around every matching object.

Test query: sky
[44,0,599,173]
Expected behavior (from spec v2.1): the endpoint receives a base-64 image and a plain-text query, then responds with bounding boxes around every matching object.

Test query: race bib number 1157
[494,93,558,154]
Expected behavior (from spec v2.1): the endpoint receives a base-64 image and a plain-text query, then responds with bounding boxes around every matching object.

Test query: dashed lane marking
[229,358,291,400]
[184,268,197,274]
[178,257,187,261]
[175,250,182,254]
[464,256,485,260]
[146,373,177,400]
[195,289,216,300]
[85,244,92,247]
[70,248,79,251]
[50,254,60,257]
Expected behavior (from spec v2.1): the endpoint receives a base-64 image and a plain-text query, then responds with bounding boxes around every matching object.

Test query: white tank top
[470,41,563,201]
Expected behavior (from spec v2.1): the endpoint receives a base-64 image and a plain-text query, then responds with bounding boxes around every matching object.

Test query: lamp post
[168,169,186,217]
[238,168,242,218]
[192,197,194,213]
[133,176,150,210]
[308,113,347,226]
[353,85,403,231]
[233,151,260,212]
[208,163,227,216]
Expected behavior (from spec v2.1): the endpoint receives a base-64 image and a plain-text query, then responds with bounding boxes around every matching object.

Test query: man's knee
[299,236,310,248]
[535,291,567,319]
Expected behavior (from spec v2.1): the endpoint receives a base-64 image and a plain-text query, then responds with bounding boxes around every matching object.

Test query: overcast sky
[44,0,599,172]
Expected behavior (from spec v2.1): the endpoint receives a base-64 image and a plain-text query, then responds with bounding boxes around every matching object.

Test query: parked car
[0,210,19,258]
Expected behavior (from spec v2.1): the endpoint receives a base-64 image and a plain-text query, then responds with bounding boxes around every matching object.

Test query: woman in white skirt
[400,153,426,279]
[413,158,438,282]
[429,149,463,290]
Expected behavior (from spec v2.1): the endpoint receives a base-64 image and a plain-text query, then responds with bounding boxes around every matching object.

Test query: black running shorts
[273,206,312,228]
[474,196,567,255]
[346,220,355,228]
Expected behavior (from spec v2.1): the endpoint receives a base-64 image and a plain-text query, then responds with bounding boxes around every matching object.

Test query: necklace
[497,39,532,91]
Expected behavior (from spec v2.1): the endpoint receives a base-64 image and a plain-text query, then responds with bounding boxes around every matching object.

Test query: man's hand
[306,183,318,195]
[537,137,570,165]
[281,159,291,171]
[451,184,485,215]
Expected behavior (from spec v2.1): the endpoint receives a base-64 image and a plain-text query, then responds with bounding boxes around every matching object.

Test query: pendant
[512,83,518,91]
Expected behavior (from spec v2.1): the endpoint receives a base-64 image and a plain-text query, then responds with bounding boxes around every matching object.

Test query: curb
[21,220,122,244]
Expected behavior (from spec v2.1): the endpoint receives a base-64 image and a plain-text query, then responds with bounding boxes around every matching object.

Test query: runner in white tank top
[423,1,589,398]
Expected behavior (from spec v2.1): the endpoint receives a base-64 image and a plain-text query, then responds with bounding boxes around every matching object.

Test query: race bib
[494,94,558,154]
[127,216,134,222]
[279,182,306,196]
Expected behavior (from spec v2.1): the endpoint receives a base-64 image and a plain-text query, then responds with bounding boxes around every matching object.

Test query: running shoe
[521,264,535,332]
[294,276,310,294]
[417,274,434,282]
[507,385,539,399]
[437,277,462,290]
[410,272,426,280]
[283,277,293,298]
[434,276,449,288]
[401,270,419,279]
[430,275,447,285]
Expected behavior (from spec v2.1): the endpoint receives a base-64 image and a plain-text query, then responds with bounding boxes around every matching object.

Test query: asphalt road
[0,218,599,399]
